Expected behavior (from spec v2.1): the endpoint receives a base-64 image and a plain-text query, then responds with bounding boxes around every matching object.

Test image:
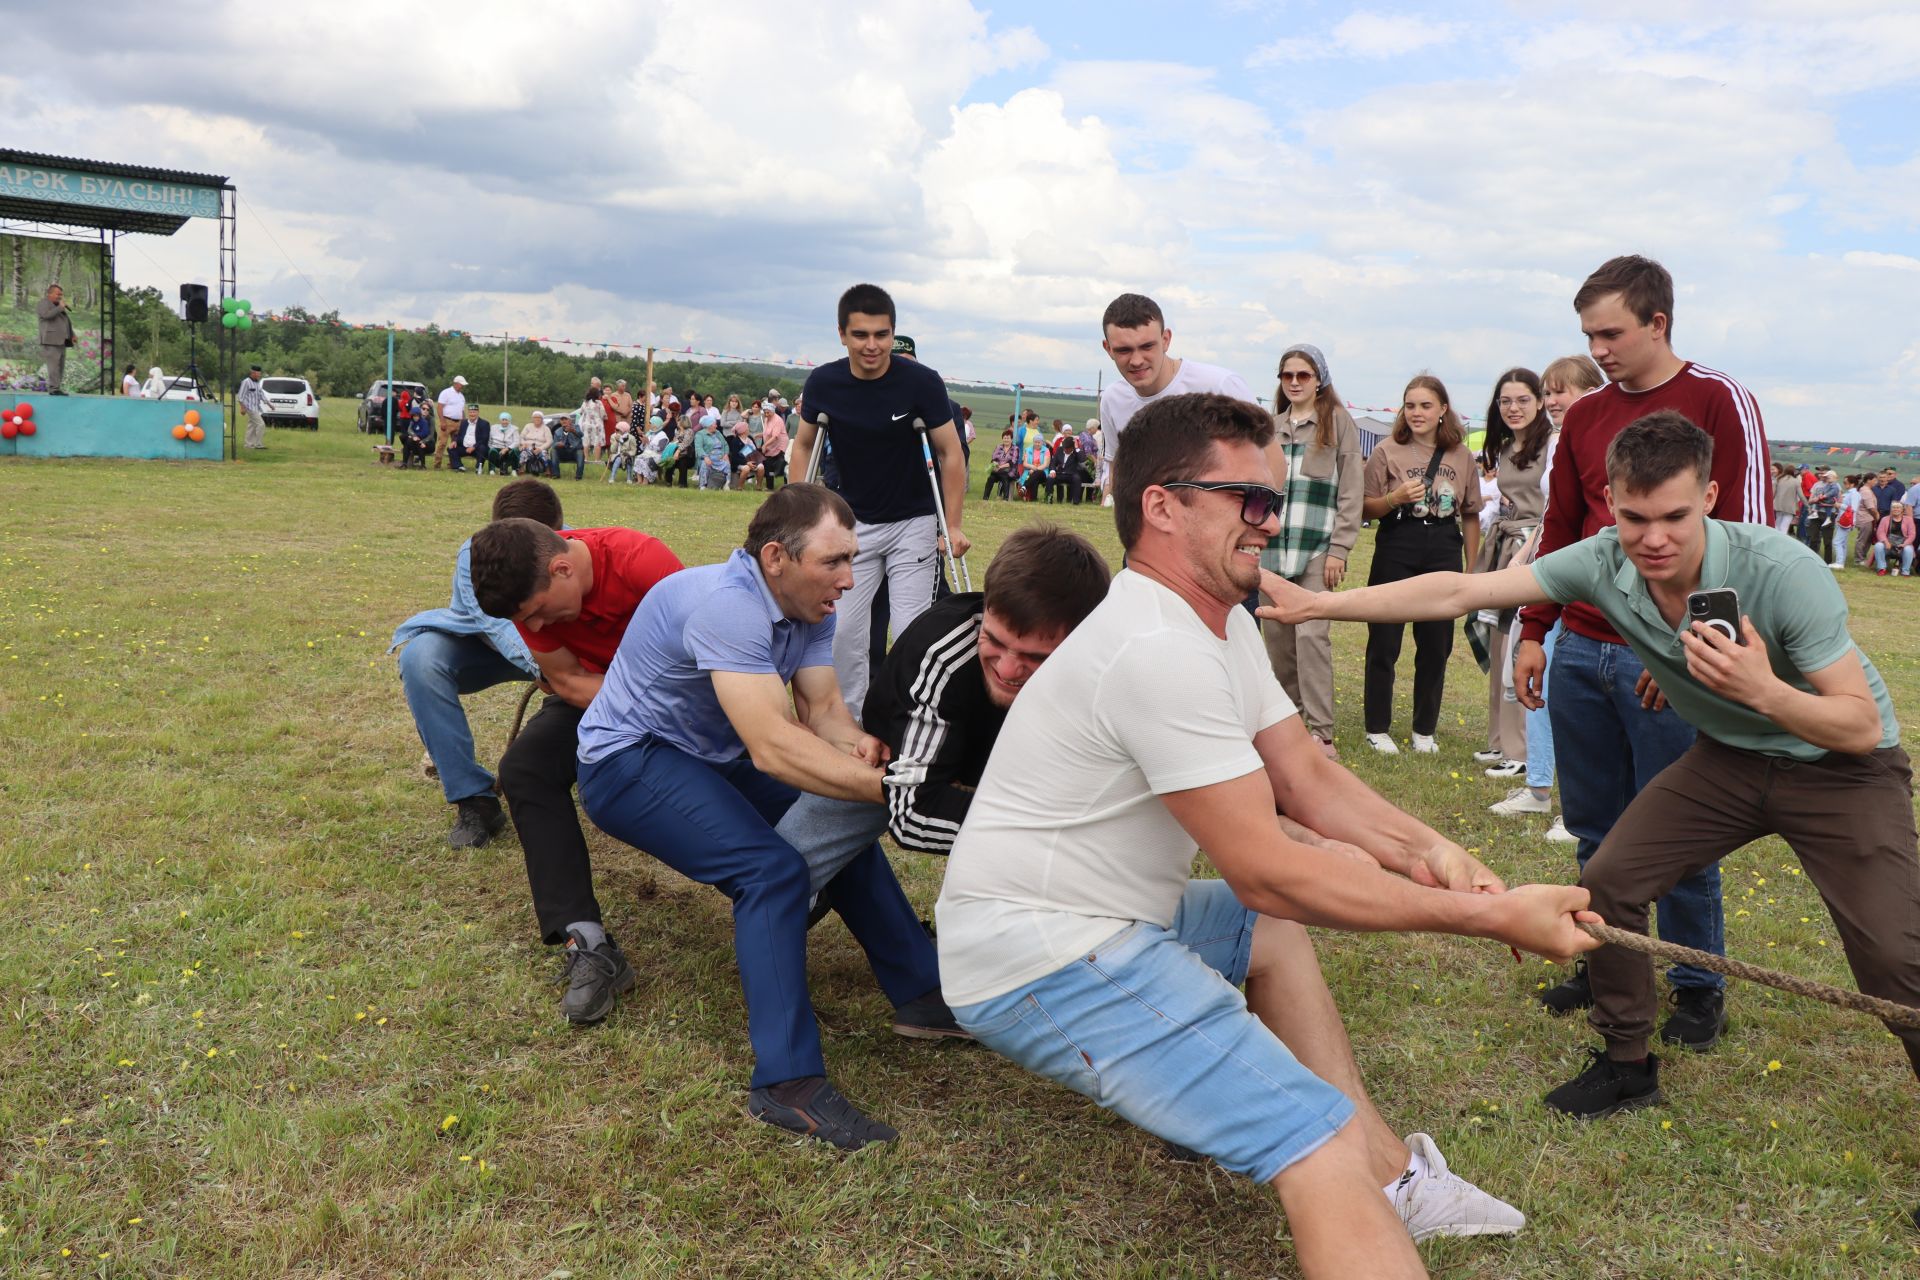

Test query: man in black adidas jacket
[775,523,1111,887]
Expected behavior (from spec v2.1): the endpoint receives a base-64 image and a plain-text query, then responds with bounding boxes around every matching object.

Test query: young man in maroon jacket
[1513,255,1772,1049]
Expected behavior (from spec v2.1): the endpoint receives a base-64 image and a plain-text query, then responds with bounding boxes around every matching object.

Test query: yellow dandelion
[459,1154,473,1163]
[1660,1119,1672,1130]
[206,1047,219,1058]
[1766,1060,1782,1072]
[441,1114,460,1132]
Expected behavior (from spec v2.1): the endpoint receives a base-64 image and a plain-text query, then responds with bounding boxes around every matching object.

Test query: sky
[8,0,1920,442]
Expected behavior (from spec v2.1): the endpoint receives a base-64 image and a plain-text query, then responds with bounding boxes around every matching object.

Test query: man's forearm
[1241,837,1499,937]
[750,721,884,803]
[1749,682,1883,755]
[553,671,604,709]
[1274,759,1449,878]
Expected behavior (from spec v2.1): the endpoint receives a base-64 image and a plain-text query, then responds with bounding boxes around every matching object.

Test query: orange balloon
[184,409,201,426]
[172,424,189,440]
[188,426,206,442]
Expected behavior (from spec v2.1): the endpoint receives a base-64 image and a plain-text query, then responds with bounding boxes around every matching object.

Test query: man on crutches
[789,284,972,719]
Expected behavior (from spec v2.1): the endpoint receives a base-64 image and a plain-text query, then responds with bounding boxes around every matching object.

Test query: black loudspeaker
[179,283,209,323]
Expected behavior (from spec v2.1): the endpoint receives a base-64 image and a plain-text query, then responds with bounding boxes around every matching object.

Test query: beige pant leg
[1484,625,1527,760]
[1262,555,1336,739]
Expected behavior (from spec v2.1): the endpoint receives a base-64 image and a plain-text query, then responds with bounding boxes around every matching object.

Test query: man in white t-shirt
[935,391,1600,1277]
[434,375,469,471]
[1097,293,1260,500]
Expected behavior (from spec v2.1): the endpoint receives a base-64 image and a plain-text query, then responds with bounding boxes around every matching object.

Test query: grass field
[2,398,1917,1279]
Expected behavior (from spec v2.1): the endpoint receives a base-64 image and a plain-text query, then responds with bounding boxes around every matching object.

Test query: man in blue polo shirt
[788,283,971,718]
[575,483,961,1151]
[1261,411,1920,1125]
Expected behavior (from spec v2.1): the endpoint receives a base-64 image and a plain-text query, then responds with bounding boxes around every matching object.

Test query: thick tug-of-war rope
[1575,920,1920,1031]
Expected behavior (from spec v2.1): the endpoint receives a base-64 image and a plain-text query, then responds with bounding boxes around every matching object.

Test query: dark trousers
[497,696,601,945]
[668,451,694,488]
[1584,737,1920,1077]
[764,455,787,487]
[983,469,1011,501]
[1362,521,1461,736]
[552,445,585,479]
[579,735,941,1088]
[1809,518,1836,562]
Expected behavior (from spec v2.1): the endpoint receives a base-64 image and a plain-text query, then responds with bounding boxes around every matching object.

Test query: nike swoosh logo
[891,413,909,421]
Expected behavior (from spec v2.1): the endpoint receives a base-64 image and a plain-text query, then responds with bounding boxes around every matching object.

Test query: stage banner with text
[0,233,106,392]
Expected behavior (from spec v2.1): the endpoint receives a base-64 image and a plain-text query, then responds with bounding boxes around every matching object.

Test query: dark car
[357,380,430,434]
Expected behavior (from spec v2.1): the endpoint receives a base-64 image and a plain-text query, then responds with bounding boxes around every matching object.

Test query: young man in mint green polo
[1260,410,1920,1118]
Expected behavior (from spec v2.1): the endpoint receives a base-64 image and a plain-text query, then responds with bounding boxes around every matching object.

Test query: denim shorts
[952,879,1355,1183]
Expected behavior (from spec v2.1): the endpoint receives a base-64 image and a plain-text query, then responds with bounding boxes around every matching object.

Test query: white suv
[261,376,320,429]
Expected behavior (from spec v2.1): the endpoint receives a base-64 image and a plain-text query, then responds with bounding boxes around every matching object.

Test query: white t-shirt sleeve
[1100,631,1266,795]
[1215,369,1259,407]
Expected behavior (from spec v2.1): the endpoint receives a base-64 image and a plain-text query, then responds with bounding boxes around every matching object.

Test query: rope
[1575,920,1920,1031]
[507,682,538,748]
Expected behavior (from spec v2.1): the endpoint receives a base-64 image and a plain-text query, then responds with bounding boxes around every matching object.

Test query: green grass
[1,398,1917,1278]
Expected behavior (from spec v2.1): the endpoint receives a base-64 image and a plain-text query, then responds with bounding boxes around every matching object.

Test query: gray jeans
[832,514,939,719]
[41,344,66,391]
[774,792,891,895]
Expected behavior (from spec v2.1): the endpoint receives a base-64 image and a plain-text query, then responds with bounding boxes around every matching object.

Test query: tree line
[110,287,806,410]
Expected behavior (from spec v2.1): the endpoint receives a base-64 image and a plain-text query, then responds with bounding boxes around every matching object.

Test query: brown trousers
[434,415,459,467]
[1583,735,1920,1078]
[1262,554,1335,739]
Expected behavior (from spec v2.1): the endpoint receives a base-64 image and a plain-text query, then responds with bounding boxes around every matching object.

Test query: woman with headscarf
[141,366,168,399]
[1260,343,1364,760]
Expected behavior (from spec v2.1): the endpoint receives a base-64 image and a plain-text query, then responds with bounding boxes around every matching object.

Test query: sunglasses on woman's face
[1161,480,1285,526]
[1279,371,1317,383]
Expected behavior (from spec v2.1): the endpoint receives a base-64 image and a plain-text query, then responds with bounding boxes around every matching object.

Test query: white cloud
[1250,9,1459,65]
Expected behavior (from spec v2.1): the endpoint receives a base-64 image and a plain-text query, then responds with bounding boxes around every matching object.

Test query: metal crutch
[802,413,826,485]
[914,417,972,592]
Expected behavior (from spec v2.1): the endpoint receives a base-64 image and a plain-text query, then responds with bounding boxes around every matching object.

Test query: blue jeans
[951,880,1353,1183]
[551,446,585,479]
[1525,623,1559,790]
[397,631,528,803]
[1874,543,1914,574]
[578,735,940,1088]
[1549,629,1724,990]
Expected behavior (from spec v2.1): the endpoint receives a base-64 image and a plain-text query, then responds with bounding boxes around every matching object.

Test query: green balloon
[236,299,252,312]
[221,312,239,328]
[237,314,253,330]
[221,297,241,313]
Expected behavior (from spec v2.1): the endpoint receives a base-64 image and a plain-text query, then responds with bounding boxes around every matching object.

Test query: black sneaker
[1538,957,1593,1015]
[1659,986,1728,1052]
[558,929,635,1025]
[1544,1048,1662,1119]
[890,990,974,1041]
[747,1076,898,1151]
[448,795,507,849]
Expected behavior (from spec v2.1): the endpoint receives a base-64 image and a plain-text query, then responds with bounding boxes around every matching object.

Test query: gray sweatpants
[832,514,939,720]
[775,792,891,895]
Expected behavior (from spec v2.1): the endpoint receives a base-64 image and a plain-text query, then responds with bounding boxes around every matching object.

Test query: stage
[0,392,225,461]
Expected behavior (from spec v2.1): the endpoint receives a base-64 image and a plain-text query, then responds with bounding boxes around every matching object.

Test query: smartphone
[1686,588,1745,645]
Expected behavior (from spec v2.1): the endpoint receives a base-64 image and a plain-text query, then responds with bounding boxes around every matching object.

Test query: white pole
[915,417,971,591]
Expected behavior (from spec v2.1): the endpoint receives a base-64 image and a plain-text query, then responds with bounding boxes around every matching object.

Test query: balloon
[187,426,205,443]
[221,297,240,313]
[184,409,201,426]
[1,422,15,440]
[19,422,34,437]
[237,314,253,330]
[172,424,188,440]
[221,313,239,328]
[236,299,251,311]
[14,402,31,419]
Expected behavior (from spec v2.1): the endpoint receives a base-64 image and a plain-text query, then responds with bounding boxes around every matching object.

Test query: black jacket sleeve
[866,596,985,854]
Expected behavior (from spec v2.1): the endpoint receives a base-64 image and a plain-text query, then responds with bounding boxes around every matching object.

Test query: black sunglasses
[1161,480,1285,526]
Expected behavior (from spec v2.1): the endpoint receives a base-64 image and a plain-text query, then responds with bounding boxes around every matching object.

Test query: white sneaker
[1389,1133,1526,1243]
[1365,732,1400,755]
[1489,786,1551,816]
[1410,733,1439,754]
[1484,760,1526,779]
[1471,748,1505,764]
[1544,815,1577,843]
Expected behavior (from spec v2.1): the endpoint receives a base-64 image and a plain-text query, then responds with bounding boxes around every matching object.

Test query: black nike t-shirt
[800,356,953,525]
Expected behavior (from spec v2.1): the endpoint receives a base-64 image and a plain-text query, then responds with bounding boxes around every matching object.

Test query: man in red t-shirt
[1513,255,1771,1050]
[471,519,684,1025]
